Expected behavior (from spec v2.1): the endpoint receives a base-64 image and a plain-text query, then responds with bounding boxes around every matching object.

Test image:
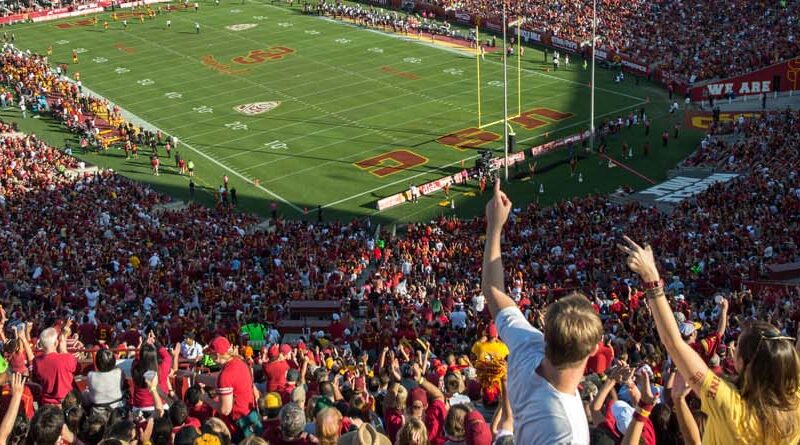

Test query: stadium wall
[0,0,171,25]
[689,57,800,101]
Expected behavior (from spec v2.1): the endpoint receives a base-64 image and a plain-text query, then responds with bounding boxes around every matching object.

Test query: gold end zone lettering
[355,149,428,177]
[436,128,500,150]
[512,108,574,130]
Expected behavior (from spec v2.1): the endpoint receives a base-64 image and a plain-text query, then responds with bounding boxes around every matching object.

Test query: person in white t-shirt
[482,179,603,445]
[472,294,486,313]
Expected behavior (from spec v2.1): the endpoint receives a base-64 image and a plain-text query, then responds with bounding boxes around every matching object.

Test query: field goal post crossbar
[476,19,524,130]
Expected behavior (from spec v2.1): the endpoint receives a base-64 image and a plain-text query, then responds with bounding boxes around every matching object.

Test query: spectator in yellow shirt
[620,236,800,444]
[471,324,509,362]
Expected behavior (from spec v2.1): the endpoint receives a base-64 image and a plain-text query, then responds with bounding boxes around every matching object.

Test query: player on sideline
[104,20,109,30]
[123,19,128,30]
[194,2,199,12]
[166,19,171,29]
[195,22,200,33]
[72,50,79,64]
[564,54,570,69]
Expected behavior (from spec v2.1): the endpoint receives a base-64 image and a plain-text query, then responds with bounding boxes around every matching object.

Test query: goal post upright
[476,25,482,128]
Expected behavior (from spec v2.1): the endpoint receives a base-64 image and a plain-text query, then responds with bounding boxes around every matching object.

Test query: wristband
[645,287,666,299]
[637,401,654,412]
[633,411,649,422]
[640,279,664,290]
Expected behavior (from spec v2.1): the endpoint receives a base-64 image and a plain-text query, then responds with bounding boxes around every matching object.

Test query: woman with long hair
[619,236,800,444]
[131,344,163,416]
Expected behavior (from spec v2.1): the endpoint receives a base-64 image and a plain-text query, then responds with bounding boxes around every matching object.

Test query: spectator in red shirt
[329,313,345,342]
[31,327,78,406]
[199,336,257,440]
[185,386,214,425]
[262,345,290,393]
[585,337,614,375]
[408,365,447,445]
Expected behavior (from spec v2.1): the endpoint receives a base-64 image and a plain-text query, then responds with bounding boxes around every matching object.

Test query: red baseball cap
[487,323,498,338]
[409,387,428,409]
[279,344,292,355]
[207,336,231,355]
[268,344,280,359]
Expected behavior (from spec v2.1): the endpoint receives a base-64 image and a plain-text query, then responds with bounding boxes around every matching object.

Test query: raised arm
[482,180,516,318]
[671,371,702,445]
[716,298,729,339]
[621,370,656,445]
[619,236,709,394]
[0,374,26,445]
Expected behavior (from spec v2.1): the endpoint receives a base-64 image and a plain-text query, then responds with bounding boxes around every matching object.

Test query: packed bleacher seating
[436,0,800,84]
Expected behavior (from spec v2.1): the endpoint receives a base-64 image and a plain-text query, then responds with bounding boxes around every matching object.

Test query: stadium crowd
[435,0,799,84]
[0,8,797,445]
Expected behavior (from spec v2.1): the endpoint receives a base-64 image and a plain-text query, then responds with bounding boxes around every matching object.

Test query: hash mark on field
[114,67,130,74]
[192,105,213,113]
[73,47,88,54]
[137,79,155,86]
[443,68,463,76]
[403,57,421,64]
[55,40,70,45]
[277,22,292,27]
[487,80,503,87]
[164,92,183,99]
[224,121,248,130]
[229,8,242,12]
[92,57,108,64]
[367,47,383,53]
[304,30,320,35]
[252,15,267,20]
[334,38,351,44]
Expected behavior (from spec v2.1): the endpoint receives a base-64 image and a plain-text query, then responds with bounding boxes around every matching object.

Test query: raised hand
[636,369,656,405]
[10,373,26,397]
[485,178,512,232]
[617,236,660,282]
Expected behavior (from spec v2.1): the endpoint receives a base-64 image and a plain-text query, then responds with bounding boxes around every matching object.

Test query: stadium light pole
[590,0,597,151]
[501,0,509,181]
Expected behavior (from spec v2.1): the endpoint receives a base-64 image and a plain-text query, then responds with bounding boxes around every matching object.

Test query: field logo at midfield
[234,101,281,116]
[225,24,257,31]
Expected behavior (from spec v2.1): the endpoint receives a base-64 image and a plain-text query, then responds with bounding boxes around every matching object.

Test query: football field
[8,2,698,222]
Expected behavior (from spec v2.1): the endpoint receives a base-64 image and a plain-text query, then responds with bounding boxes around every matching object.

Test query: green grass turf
[6,1,701,223]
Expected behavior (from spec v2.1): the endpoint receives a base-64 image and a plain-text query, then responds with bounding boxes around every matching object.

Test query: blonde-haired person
[383,382,408,443]
[482,179,603,444]
[619,236,800,444]
[316,407,342,445]
[396,417,428,445]
[198,337,258,441]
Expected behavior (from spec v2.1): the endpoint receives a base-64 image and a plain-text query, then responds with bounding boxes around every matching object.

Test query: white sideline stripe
[322,99,649,209]
[78,84,303,213]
